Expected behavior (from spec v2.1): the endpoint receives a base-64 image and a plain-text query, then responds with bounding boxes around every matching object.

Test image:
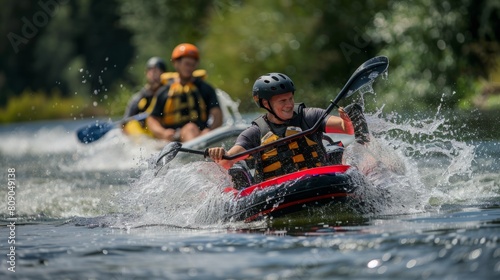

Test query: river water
[0,108,499,279]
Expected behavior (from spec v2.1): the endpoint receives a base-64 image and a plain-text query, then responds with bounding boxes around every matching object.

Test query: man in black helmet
[207,73,354,183]
[122,57,168,136]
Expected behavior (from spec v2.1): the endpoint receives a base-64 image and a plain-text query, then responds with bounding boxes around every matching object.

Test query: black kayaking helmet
[146,57,167,72]
[252,73,295,108]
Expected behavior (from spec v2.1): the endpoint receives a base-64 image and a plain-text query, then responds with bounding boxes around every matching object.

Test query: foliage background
[1,0,499,123]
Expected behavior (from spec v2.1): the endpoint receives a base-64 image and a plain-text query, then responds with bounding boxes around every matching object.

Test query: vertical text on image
[6,168,17,273]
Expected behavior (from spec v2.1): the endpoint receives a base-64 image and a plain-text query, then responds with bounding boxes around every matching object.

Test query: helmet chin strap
[264,101,288,123]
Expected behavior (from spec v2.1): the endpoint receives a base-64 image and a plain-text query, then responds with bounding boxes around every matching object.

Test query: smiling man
[147,43,223,142]
[207,73,354,182]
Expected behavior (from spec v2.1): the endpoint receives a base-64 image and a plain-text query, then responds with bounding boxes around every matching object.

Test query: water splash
[343,99,495,215]
[0,125,77,156]
[344,133,427,216]
[67,129,162,172]
[113,161,234,229]
[1,89,497,225]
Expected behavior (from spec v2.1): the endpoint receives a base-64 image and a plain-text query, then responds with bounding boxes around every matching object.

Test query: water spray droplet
[382,71,389,80]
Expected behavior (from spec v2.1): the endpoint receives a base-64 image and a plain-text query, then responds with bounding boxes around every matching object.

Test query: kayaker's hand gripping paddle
[156,56,389,167]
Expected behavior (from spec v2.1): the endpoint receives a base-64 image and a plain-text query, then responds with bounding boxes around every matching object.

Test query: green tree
[0,0,134,113]
[365,0,500,112]
[1,0,46,106]
[1,0,498,122]
[201,0,386,112]
[119,0,214,84]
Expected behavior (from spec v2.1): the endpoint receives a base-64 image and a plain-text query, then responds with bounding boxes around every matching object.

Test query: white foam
[0,125,78,156]
[114,161,234,228]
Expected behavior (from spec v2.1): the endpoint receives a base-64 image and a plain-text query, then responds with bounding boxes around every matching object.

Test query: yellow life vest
[161,69,207,85]
[255,128,324,181]
[123,90,158,137]
[123,119,154,137]
[160,80,208,129]
[137,94,157,114]
[251,107,327,182]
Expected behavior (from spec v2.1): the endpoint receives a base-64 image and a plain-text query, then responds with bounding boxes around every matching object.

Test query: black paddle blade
[155,142,183,167]
[344,56,389,98]
[76,121,116,144]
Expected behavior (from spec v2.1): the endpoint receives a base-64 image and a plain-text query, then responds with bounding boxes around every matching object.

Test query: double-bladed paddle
[155,56,389,167]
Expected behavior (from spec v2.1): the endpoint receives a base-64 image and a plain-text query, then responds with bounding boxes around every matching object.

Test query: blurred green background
[1,0,499,124]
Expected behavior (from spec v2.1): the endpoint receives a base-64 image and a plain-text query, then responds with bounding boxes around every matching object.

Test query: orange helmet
[171,43,199,61]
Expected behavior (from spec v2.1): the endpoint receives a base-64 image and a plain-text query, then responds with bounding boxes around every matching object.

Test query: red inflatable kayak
[224,165,359,222]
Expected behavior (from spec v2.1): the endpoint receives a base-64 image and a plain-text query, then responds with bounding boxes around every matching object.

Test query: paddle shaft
[170,85,349,160]
[157,56,388,162]
[218,100,336,160]
[221,58,388,161]
[119,112,150,124]
[180,147,207,156]
[76,112,150,144]
[169,104,337,161]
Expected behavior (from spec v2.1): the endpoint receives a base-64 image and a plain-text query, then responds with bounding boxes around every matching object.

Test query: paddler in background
[147,43,223,142]
[122,57,167,137]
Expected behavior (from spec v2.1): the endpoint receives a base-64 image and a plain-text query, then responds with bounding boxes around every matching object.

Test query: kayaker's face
[146,67,162,87]
[267,92,295,121]
[174,57,198,81]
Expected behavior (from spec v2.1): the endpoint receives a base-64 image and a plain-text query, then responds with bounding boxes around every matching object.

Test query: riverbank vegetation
[1,0,499,123]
